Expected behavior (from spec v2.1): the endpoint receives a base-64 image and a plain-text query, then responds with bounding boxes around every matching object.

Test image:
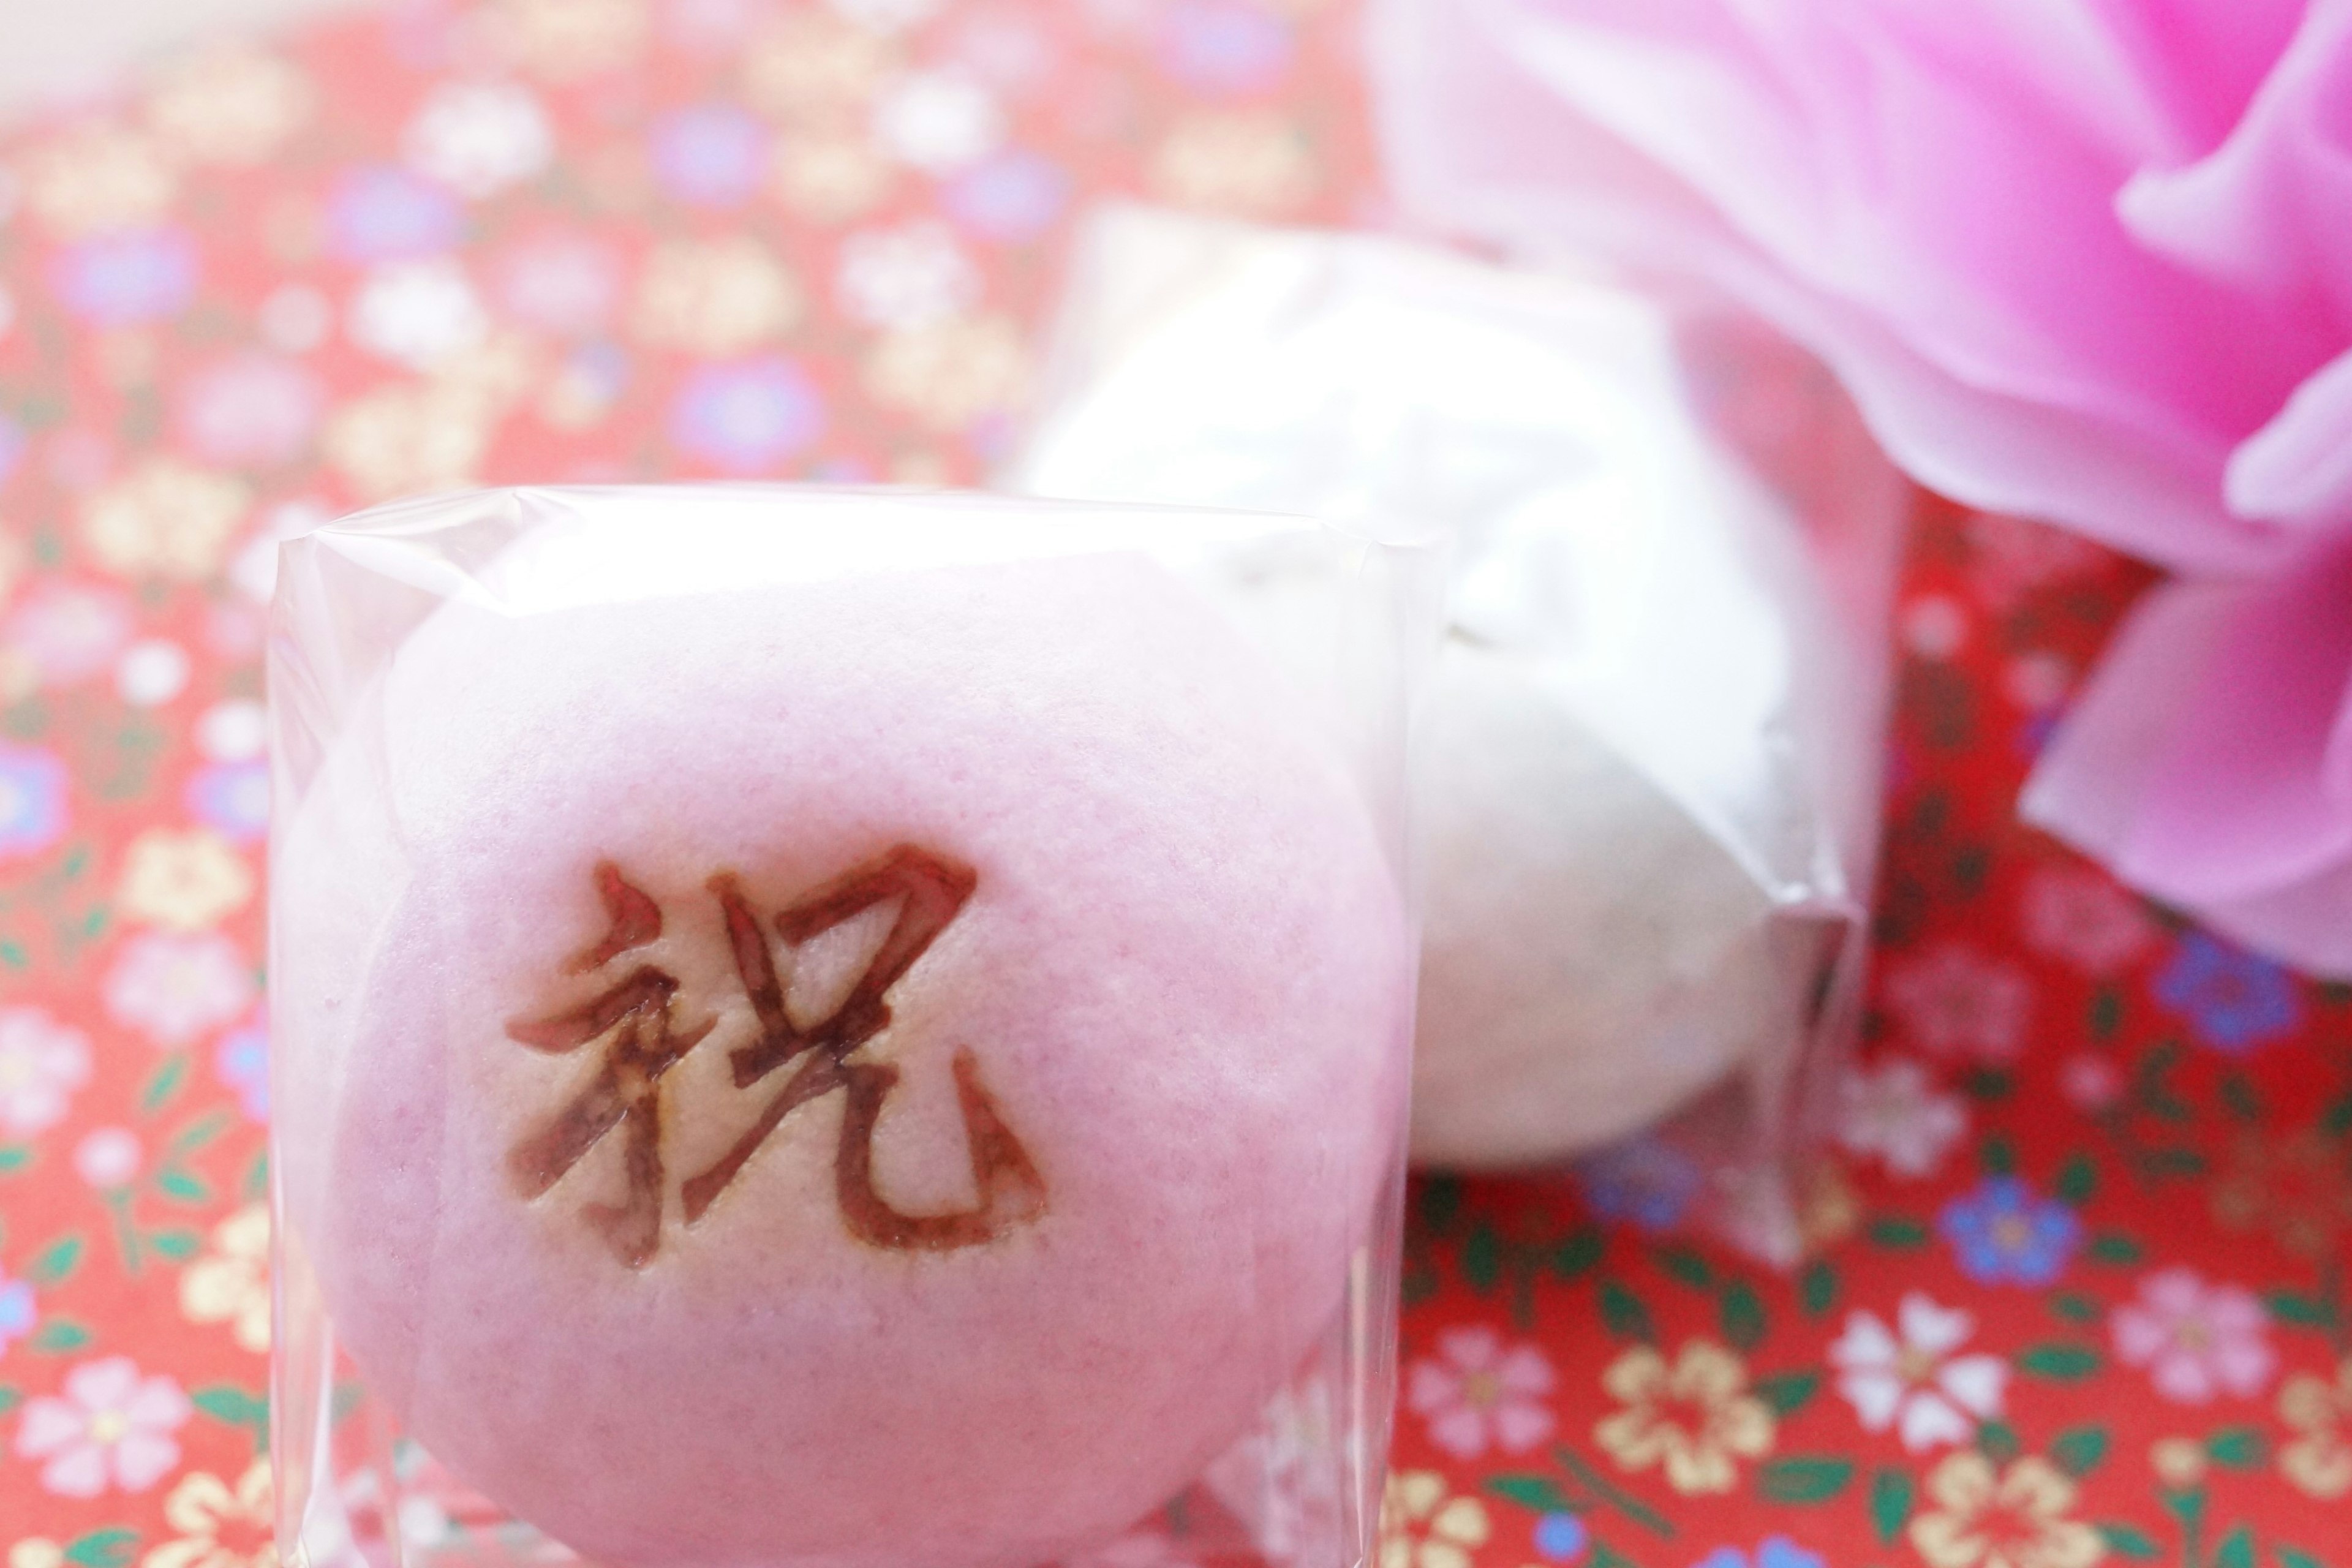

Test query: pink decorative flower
[2021,865,2157,976]
[1371,0,2352,976]
[2001,653,2075,715]
[2112,1268,2277,1404]
[100,930,257,1048]
[1406,1325,1556,1459]
[1880,944,2032,1064]
[1830,1294,2007,1453]
[1897,595,1968,661]
[2,582,134,687]
[0,1006,92,1137]
[949,11,1061,95]
[402,80,553,202]
[490,228,623,338]
[13,1356,191,1496]
[664,0,763,54]
[173,352,323,469]
[2058,1054,2125,1114]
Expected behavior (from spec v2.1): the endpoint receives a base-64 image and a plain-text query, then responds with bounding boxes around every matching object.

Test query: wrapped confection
[1009,208,1905,1250]
[268,488,1427,1568]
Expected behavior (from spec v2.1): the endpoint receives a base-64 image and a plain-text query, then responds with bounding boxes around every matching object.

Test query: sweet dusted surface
[0,4,2348,1566]
[276,545,1410,1568]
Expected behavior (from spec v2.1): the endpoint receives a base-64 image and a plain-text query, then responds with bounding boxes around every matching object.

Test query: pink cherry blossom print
[1406,1325,1557,1460]
[2112,1268,2278,1404]
[100,931,256,1049]
[13,1357,190,1496]
[1882,945,2032,1063]
[2021,867,2157,976]
[0,1006,92,1137]
[172,352,324,469]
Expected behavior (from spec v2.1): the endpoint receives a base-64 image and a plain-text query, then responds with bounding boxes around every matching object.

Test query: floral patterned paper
[0,4,2346,1567]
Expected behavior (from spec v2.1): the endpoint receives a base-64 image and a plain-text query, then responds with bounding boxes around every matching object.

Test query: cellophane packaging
[266,485,1439,1568]
[1007,206,1909,1263]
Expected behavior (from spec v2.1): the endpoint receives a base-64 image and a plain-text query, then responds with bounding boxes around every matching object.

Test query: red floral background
[0,3,2346,1567]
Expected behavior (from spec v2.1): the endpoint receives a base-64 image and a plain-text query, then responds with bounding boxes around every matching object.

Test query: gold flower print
[1593,1338,1775,1495]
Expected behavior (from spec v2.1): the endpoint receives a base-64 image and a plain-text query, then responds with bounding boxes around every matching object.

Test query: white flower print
[115,640,189,707]
[73,1126,140,1189]
[1899,593,1969,657]
[403,80,555,200]
[871,69,1003,173]
[1202,1377,1342,1566]
[347,258,491,369]
[195,700,268,764]
[835,219,979,329]
[1836,1057,1969,1178]
[0,1006,92,1137]
[1831,1293,2006,1452]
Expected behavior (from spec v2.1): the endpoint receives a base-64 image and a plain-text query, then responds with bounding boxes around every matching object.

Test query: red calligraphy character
[679,846,1046,1249]
[507,861,714,1268]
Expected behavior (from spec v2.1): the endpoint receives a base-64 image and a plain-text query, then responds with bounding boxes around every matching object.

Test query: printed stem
[106,1188,141,1276]
[1511,1252,1539,1332]
[1553,1446,1675,1540]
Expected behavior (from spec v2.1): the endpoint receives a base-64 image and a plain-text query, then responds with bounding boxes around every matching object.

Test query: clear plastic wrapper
[1006,206,1908,1261]
[267,485,1436,1568]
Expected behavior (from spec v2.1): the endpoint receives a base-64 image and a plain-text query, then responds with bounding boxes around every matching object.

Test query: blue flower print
[327,165,464,262]
[1533,1513,1588,1564]
[216,1011,269,1122]
[1156,2,1295,96]
[187,761,269,845]
[2152,931,2299,1055]
[1691,1539,1825,1568]
[668,358,826,474]
[0,1273,35,1356]
[1940,1176,2081,1286]
[0,744,68,859]
[50,230,199,326]
[943,151,1071,243]
[650,105,768,209]
[551,340,633,420]
[2014,708,2061,761]
[1574,1134,1702,1233]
